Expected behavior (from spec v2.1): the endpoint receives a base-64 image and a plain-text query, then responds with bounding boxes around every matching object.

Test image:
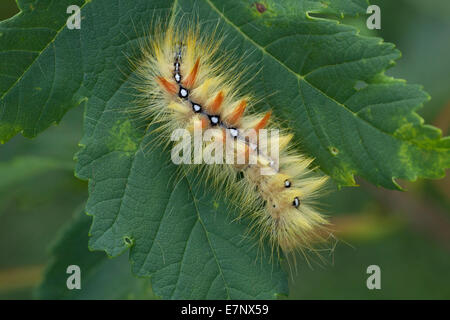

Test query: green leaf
[194,0,449,189]
[37,210,155,300]
[0,0,87,143]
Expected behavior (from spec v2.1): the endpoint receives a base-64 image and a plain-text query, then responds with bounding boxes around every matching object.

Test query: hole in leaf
[123,236,134,247]
[329,146,339,156]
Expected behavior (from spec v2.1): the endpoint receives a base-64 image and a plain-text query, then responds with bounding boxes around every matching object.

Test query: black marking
[209,115,220,126]
[174,61,180,72]
[229,128,238,138]
[293,197,300,208]
[284,180,291,188]
[179,86,188,99]
[192,102,202,113]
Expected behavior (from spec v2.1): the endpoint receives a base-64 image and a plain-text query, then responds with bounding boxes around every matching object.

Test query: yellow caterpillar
[132,19,331,258]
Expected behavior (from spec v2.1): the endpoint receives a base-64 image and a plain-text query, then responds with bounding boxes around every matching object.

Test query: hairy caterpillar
[131,18,331,258]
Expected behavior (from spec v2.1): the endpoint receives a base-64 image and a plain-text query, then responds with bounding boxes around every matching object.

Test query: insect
[131,18,332,259]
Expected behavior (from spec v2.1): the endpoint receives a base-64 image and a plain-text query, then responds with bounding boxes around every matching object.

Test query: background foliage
[0,0,449,299]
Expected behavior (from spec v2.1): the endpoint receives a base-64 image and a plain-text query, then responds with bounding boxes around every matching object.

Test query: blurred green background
[0,0,449,299]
